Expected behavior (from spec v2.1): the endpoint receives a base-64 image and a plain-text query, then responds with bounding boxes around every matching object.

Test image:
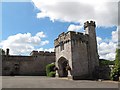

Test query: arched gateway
[58,57,68,77]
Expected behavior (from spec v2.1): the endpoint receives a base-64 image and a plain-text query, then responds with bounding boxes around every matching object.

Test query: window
[14,64,19,70]
[60,41,64,51]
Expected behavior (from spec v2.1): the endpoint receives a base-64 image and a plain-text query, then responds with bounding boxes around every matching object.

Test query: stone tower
[54,21,99,80]
[84,21,99,76]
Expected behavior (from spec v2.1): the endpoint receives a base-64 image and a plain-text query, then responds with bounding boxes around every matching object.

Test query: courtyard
[2,76,120,89]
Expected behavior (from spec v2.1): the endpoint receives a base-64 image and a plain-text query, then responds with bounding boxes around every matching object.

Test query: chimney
[6,48,9,55]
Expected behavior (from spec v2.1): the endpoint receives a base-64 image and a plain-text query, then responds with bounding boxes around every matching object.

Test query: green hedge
[46,63,56,77]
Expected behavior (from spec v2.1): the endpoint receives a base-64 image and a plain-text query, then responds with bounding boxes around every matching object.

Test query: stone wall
[55,31,73,76]
[2,51,55,76]
[0,55,2,75]
[71,34,89,79]
[97,66,111,80]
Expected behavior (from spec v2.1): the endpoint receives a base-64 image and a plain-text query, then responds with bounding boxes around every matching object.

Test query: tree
[99,59,115,66]
[111,48,120,81]
[114,49,120,68]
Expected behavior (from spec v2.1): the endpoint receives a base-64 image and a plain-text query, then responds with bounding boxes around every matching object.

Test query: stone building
[2,49,55,76]
[2,21,99,80]
[54,21,99,79]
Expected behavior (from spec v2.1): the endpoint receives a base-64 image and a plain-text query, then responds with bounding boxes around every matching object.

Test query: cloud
[36,32,46,38]
[32,0,118,27]
[37,48,54,52]
[0,32,50,55]
[67,24,83,31]
[97,37,102,44]
[112,29,118,43]
[98,41,116,60]
[97,28,118,60]
[40,40,49,46]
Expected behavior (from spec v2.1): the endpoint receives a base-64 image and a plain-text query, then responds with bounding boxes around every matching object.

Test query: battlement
[58,32,65,37]
[54,31,88,47]
[30,50,55,56]
[84,21,96,29]
[54,31,71,47]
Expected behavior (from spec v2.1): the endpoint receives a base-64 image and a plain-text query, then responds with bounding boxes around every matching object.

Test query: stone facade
[2,21,99,80]
[2,50,55,76]
[54,21,99,79]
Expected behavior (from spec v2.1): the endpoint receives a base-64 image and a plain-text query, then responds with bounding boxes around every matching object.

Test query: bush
[111,68,119,81]
[48,71,56,77]
[46,63,56,77]
[110,49,120,81]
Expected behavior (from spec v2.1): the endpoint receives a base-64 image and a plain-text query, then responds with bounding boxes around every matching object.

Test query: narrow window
[60,41,64,51]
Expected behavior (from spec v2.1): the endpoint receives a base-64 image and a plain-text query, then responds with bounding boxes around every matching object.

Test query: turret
[84,21,96,35]
[84,21,99,78]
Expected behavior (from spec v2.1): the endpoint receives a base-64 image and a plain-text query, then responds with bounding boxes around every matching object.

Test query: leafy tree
[99,59,115,66]
[111,48,120,81]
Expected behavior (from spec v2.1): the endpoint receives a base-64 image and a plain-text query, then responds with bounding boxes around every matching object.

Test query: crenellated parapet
[84,21,96,30]
[30,50,55,56]
[54,31,88,47]
[70,32,89,42]
[54,31,71,47]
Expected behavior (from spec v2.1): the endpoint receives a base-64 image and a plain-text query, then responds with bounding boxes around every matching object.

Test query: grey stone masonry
[55,21,99,80]
[2,50,55,76]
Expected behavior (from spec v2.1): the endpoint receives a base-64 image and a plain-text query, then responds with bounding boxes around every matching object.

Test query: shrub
[48,71,56,77]
[111,67,119,81]
[46,63,56,77]
[111,49,120,81]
